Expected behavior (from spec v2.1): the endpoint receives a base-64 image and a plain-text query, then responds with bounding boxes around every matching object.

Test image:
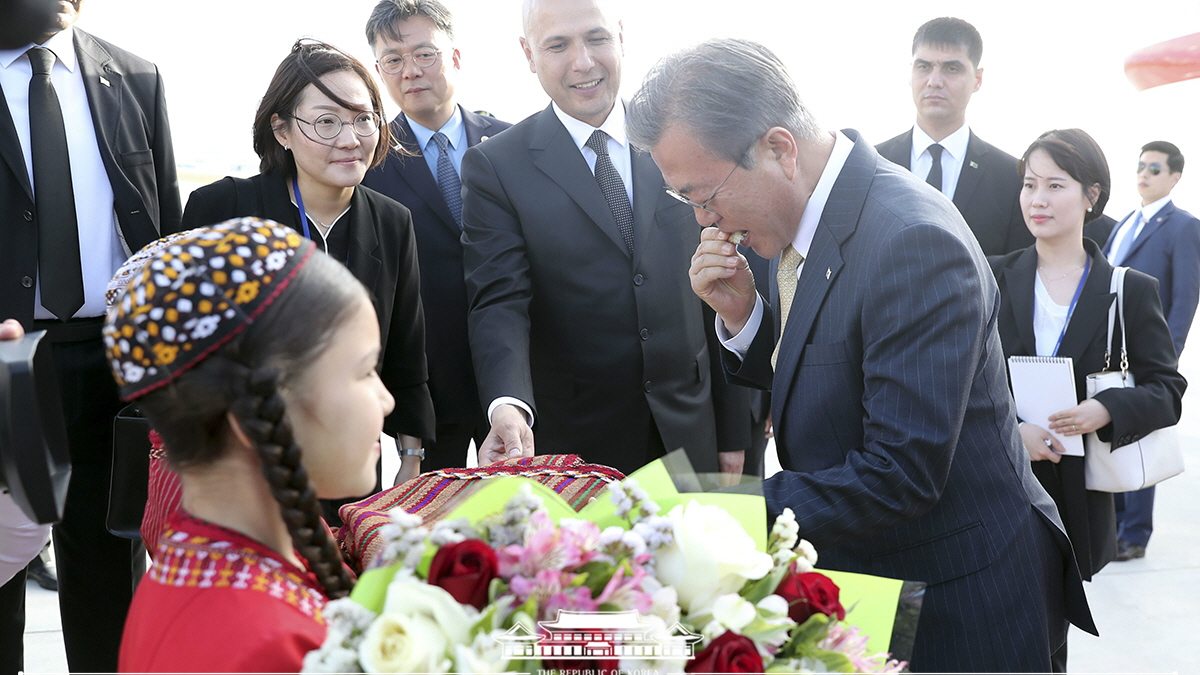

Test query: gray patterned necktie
[431,132,462,228]
[585,129,635,254]
[1111,210,1143,266]
[28,46,83,319]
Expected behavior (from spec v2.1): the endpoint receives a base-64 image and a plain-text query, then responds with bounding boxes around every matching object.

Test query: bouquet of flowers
[304,460,906,674]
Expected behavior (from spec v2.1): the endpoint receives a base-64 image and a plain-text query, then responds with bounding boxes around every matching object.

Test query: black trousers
[0,329,144,674]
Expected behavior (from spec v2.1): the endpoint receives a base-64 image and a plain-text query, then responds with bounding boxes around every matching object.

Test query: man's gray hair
[365,0,455,47]
[627,38,822,166]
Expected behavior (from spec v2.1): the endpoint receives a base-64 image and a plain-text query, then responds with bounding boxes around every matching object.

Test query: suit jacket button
[23,210,33,221]
[21,276,33,288]
[640,328,650,340]
[633,274,644,286]
[643,380,652,392]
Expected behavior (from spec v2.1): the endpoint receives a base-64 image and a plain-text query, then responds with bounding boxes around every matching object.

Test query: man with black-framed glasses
[1101,140,1200,562]
[362,0,512,471]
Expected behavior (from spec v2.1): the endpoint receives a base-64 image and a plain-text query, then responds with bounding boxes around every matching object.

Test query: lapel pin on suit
[826,267,831,279]
[969,161,979,169]
[99,76,110,87]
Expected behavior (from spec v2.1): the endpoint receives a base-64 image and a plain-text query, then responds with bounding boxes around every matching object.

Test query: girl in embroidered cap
[109,218,394,672]
[181,39,433,501]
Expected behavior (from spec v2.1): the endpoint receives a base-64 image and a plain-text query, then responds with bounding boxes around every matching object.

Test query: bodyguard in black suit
[461,0,749,475]
[0,3,181,670]
[876,17,1030,256]
[362,0,512,470]
[634,39,1095,672]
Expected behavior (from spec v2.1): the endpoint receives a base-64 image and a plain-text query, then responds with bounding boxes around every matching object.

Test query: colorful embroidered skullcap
[106,229,198,308]
[103,217,315,401]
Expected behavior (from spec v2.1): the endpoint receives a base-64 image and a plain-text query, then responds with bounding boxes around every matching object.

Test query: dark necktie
[585,129,635,255]
[431,132,463,228]
[925,143,944,193]
[28,46,84,320]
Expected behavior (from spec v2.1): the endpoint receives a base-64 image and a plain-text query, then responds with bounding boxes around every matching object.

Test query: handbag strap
[1105,266,1130,375]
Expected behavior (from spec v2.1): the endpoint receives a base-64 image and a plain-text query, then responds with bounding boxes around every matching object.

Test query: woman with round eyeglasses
[179,40,434,519]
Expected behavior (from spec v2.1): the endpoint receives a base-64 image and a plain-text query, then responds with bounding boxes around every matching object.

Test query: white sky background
[74,0,1200,217]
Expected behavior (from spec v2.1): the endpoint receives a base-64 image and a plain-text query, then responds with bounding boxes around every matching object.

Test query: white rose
[357,573,479,672]
[653,500,774,616]
[359,613,449,673]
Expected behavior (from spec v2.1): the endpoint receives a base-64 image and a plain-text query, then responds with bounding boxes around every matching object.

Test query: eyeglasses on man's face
[292,111,381,140]
[1137,161,1164,176]
[664,161,740,216]
[376,49,441,74]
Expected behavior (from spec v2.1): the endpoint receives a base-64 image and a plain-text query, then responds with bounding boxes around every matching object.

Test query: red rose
[426,538,498,610]
[774,568,846,624]
[686,630,764,673]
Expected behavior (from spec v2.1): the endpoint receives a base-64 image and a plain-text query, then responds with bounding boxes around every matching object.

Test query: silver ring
[1044,438,1054,448]
[1073,424,1078,431]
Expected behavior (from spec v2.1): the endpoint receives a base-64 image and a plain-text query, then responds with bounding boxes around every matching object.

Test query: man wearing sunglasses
[362,0,511,471]
[1102,140,1200,562]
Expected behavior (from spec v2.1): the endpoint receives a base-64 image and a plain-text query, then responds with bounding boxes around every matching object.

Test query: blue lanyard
[1051,255,1091,356]
[291,176,312,241]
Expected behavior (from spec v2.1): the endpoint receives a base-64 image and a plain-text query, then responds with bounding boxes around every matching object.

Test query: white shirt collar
[791,130,855,261]
[552,100,628,153]
[911,123,970,164]
[0,26,77,71]
[408,105,464,151]
[1139,194,1172,222]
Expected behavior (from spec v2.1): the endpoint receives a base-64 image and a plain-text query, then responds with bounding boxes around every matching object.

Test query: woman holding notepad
[990,129,1185,669]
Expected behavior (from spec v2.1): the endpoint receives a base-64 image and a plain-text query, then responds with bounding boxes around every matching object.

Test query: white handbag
[1083,266,1184,492]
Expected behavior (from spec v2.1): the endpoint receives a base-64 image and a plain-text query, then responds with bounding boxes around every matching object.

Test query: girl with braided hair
[108,218,395,672]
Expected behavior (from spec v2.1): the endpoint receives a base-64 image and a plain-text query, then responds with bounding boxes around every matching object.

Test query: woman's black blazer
[989,238,1185,577]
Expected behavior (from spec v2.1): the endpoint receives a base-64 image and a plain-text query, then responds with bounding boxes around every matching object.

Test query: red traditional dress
[119,510,328,672]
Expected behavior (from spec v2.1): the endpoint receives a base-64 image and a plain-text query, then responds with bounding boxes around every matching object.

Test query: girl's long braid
[233,366,354,599]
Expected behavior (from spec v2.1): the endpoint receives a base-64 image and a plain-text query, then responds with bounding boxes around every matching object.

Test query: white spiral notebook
[1006,356,1084,457]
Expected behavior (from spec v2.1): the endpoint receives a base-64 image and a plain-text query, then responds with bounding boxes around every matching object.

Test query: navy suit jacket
[0,29,182,326]
[726,131,1093,669]
[461,104,748,475]
[876,128,1031,256]
[362,107,511,427]
[1102,200,1200,355]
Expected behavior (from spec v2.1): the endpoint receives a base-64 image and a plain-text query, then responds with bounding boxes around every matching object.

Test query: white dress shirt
[0,27,124,320]
[1106,195,1172,265]
[1033,273,1071,357]
[720,130,855,356]
[910,124,970,200]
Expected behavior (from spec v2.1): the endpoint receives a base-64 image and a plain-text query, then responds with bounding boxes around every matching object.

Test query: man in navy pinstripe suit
[629,39,1095,673]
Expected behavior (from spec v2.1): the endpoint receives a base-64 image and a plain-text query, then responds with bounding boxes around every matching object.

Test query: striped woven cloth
[336,455,624,571]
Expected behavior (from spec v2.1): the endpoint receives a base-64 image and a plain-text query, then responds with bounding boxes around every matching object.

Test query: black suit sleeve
[1092,273,1186,447]
[703,302,752,454]
[150,65,182,235]
[461,146,536,414]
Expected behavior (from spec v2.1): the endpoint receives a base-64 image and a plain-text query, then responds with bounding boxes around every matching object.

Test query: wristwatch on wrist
[399,447,425,461]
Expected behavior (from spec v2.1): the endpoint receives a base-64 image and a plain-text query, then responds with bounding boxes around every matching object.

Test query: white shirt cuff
[488,397,534,427]
[717,294,765,360]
